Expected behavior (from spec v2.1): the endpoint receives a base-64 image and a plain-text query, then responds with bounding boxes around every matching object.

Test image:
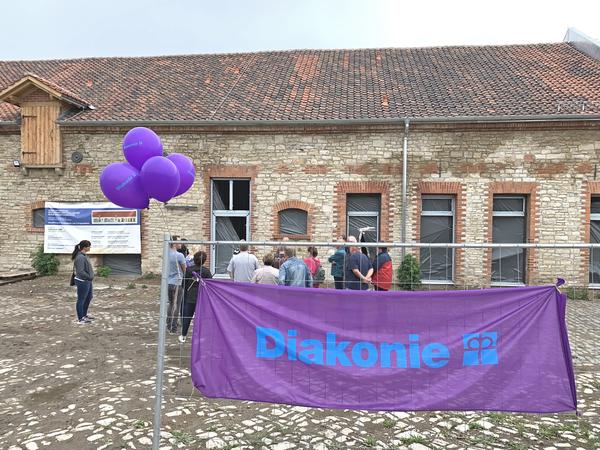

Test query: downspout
[401,118,410,258]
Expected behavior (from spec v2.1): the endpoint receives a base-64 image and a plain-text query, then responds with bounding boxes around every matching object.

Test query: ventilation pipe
[401,118,410,258]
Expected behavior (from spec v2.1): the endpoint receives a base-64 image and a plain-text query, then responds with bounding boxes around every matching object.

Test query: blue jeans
[75,279,93,320]
[181,301,196,337]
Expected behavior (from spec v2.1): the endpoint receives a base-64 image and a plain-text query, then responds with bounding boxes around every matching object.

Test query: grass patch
[469,422,484,431]
[363,436,377,447]
[96,266,112,277]
[538,424,560,440]
[126,282,136,289]
[133,419,147,429]
[171,430,195,445]
[467,435,496,448]
[382,418,396,429]
[141,272,159,280]
[486,412,506,424]
[565,286,590,300]
[399,436,429,446]
[141,284,148,289]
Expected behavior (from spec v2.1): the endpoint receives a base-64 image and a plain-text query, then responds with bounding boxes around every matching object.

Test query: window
[32,208,45,228]
[590,197,600,284]
[278,208,308,236]
[346,194,380,259]
[211,179,251,276]
[420,196,454,282]
[492,195,526,284]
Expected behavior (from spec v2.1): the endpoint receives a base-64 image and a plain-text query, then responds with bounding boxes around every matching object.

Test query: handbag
[69,267,76,286]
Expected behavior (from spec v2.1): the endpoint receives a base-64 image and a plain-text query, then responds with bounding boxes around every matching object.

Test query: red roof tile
[0,43,599,123]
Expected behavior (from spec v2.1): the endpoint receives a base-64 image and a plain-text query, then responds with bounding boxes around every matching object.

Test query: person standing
[304,247,323,288]
[180,250,212,343]
[167,236,187,334]
[227,242,259,282]
[272,236,289,269]
[71,240,94,324]
[279,247,312,287]
[328,237,347,289]
[345,236,373,290]
[372,247,393,291]
[251,253,280,285]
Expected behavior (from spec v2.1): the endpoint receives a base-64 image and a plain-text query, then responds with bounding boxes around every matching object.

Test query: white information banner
[44,202,141,254]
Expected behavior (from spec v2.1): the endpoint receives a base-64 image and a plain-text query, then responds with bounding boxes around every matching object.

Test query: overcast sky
[2,0,599,60]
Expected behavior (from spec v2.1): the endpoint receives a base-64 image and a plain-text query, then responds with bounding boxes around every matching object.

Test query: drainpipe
[401,118,410,258]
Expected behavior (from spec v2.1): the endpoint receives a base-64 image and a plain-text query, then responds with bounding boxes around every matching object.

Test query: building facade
[1,42,600,286]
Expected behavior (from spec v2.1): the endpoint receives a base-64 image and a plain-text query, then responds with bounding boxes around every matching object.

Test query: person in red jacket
[304,246,322,288]
[372,247,393,291]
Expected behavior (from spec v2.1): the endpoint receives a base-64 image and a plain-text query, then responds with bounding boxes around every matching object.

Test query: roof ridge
[0,42,568,63]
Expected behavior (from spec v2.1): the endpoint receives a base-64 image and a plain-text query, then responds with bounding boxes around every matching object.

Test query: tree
[397,254,421,291]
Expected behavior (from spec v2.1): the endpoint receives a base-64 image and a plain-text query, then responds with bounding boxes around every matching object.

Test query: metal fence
[151,236,600,449]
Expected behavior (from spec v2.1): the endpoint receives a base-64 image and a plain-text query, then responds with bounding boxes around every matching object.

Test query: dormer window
[0,73,91,168]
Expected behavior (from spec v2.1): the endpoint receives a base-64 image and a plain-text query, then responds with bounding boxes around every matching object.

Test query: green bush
[96,265,112,277]
[397,254,421,291]
[31,244,60,276]
[565,286,590,301]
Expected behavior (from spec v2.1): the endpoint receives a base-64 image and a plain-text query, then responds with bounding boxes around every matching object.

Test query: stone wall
[0,123,598,286]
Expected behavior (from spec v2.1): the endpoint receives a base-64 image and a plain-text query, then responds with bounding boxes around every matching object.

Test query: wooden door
[21,102,61,166]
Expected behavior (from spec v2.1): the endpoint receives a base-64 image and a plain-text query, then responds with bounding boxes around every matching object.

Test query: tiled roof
[0,43,599,123]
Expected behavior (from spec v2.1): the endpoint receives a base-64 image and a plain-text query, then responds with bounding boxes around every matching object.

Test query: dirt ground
[1,275,599,450]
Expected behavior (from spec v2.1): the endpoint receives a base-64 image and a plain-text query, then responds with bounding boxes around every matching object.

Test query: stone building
[1,35,600,287]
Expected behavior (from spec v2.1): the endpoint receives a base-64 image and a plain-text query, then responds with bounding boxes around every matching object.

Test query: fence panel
[152,238,600,449]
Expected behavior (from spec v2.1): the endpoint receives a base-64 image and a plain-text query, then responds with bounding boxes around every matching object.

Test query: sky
[2,0,599,61]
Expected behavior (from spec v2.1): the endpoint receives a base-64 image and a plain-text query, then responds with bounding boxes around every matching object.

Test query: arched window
[278,208,308,235]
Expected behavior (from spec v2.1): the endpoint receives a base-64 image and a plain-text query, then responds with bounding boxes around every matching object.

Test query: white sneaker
[178,335,186,344]
[76,319,90,325]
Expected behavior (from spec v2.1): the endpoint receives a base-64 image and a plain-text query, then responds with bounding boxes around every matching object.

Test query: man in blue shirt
[344,236,373,290]
[279,247,312,287]
[167,236,187,333]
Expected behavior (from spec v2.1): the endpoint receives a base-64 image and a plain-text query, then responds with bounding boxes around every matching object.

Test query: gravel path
[1,276,598,449]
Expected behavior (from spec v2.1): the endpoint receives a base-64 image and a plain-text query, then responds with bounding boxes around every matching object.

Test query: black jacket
[183,265,212,304]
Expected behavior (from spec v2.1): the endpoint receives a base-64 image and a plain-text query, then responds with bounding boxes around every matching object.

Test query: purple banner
[191,280,576,412]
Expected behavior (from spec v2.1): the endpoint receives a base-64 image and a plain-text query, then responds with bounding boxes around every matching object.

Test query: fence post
[152,233,171,450]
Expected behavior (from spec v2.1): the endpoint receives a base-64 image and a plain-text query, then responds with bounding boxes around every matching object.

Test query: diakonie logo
[256,327,499,369]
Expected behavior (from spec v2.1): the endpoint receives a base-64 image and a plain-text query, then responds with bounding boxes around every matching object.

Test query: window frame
[277,207,308,237]
[589,196,600,287]
[346,194,381,259]
[32,207,45,229]
[420,194,455,284]
[210,178,251,277]
[491,194,527,286]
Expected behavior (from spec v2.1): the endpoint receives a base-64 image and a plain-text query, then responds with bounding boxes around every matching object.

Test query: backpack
[314,264,326,284]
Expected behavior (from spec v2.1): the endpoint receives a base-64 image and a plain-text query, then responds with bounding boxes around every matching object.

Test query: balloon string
[156,202,172,238]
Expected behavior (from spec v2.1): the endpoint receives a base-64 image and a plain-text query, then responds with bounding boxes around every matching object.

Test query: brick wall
[0,124,599,286]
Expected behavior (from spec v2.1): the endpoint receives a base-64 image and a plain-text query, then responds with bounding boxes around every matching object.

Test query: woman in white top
[251,253,280,285]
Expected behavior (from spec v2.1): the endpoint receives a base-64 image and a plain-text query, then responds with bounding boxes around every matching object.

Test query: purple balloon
[122,127,163,170]
[167,153,196,196]
[99,162,149,209]
[140,156,180,203]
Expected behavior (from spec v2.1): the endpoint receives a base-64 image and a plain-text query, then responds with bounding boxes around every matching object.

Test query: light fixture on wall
[12,160,20,168]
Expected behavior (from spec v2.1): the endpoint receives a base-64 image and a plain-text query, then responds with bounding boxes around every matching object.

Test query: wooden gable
[0,75,89,167]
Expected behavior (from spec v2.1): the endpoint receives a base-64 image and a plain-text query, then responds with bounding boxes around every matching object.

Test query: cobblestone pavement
[1,276,599,450]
